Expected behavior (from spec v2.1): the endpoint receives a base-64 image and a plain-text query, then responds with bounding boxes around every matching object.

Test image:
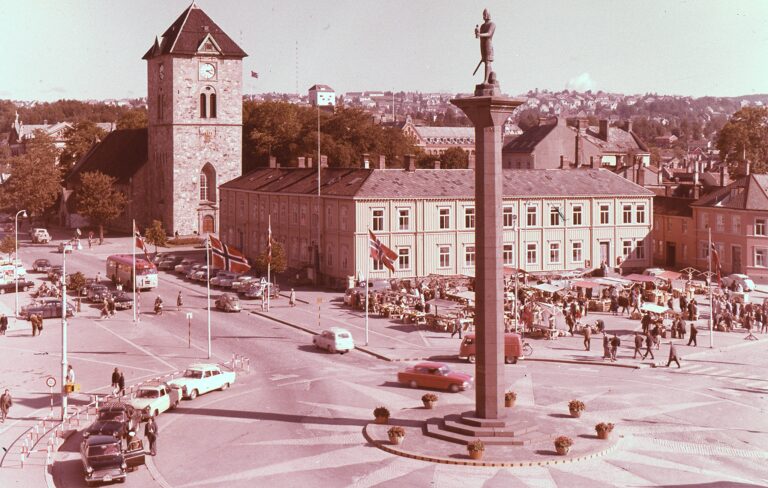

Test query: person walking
[633,332,644,359]
[66,365,75,385]
[642,333,655,360]
[666,341,681,368]
[450,314,463,339]
[111,368,120,393]
[289,289,296,307]
[0,389,11,423]
[687,323,698,347]
[610,334,621,361]
[31,314,39,336]
[0,314,7,335]
[145,415,158,456]
[641,312,652,334]
[117,371,125,397]
[583,324,592,351]
[602,333,611,360]
[177,291,183,311]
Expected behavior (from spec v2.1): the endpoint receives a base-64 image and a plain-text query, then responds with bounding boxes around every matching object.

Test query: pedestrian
[641,312,652,334]
[583,324,592,351]
[31,314,39,336]
[610,334,621,361]
[0,314,7,335]
[118,371,125,397]
[602,333,610,360]
[595,319,605,334]
[289,289,296,307]
[145,415,158,456]
[652,322,661,349]
[177,291,183,311]
[565,312,574,335]
[666,341,681,368]
[633,332,644,359]
[66,365,75,385]
[111,368,120,393]
[96,272,101,284]
[609,296,618,316]
[108,295,116,317]
[642,333,655,360]
[619,294,629,316]
[451,314,463,339]
[687,323,698,346]
[87,235,92,249]
[260,292,266,312]
[0,389,11,423]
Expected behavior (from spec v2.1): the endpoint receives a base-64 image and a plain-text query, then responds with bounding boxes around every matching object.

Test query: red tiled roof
[691,174,768,210]
[143,4,247,59]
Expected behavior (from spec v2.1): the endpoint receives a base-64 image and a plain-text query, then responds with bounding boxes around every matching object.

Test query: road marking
[270,374,299,381]
[92,320,178,370]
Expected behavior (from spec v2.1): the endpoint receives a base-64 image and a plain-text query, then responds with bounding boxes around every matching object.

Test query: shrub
[373,406,390,419]
[467,439,485,452]
[568,400,586,412]
[505,391,517,401]
[422,393,438,402]
[554,435,573,448]
[387,426,405,437]
[595,422,614,433]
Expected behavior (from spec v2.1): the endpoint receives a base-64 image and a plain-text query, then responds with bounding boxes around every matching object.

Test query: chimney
[745,160,751,176]
[434,160,441,170]
[298,156,306,168]
[560,155,565,169]
[269,156,277,168]
[590,156,596,169]
[720,165,725,186]
[378,155,386,169]
[574,132,581,167]
[405,154,416,172]
[599,120,609,141]
[362,153,370,169]
[320,155,328,168]
[468,153,476,169]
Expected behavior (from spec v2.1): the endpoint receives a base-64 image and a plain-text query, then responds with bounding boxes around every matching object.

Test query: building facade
[401,118,475,156]
[220,167,653,287]
[308,84,336,107]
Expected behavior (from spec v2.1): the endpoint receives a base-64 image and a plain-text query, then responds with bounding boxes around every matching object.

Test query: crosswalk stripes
[670,362,768,389]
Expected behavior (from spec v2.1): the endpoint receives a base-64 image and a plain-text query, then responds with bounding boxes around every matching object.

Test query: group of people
[110,367,126,396]
[33,282,61,299]
[712,294,768,335]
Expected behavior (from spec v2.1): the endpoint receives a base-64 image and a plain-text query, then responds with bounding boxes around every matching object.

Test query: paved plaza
[0,233,766,487]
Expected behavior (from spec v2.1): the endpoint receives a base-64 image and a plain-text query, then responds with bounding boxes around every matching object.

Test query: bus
[106,254,158,290]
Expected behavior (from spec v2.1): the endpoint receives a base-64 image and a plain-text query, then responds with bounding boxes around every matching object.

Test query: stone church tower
[142,3,246,235]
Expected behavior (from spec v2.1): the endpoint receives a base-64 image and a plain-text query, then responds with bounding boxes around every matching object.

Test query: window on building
[572,241,583,262]
[439,246,451,268]
[439,207,450,229]
[526,205,537,226]
[199,164,215,202]
[716,214,725,232]
[292,207,298,225]
[635,239,645,259]
[756,218,766,236]
[682,220,688,233]
[372,209,384,231]
[199,87,217,119]
[200,93,207,118]
[599,204,610,224]
[667,218,672,231]
[340,207,348,231]
[326,206,333,228]
[465,245,476,267]
[755,248,767,268]
[503,206,515,228]
[572,205,582,226]
[622,204,632,224]
[326,245,333,267]
[550,207,561,226]
[623,240,633,258]
[731,215,740,234]
[699,241,709,259]
[636,204,646,224]
[398,208,410,231]
[464,207,475,229]
[682,244,688,260]
[398,248,410,270]
[526,243,537,265]
[503,244,514,265]
[372,258,383,271]
[700,213,709,230]
[549,242,561,263]
[300,205,307,225]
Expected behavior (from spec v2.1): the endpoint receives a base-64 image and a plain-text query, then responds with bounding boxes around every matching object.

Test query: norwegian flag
[209,235,251,273]
[133,224,151,262]
[710,242,722,286]
[267,217,272,264]
[368,230,397,273]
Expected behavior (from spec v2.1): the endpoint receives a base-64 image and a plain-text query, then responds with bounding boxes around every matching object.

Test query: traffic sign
[45,376,56,388]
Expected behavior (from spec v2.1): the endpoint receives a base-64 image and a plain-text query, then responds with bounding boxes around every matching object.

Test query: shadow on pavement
[172,407,371,427]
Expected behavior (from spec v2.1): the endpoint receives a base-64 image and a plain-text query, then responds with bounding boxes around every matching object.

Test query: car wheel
[0,289,5,295]
[154,409,159,418]
[409,380,418,389]
[22,286,28,292]
[467,354,476,364]
[329,346,336,354]
[189,389,198,400]
[449,384,460,393]
[220,382,230,391]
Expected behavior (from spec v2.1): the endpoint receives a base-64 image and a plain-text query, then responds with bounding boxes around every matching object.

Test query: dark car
[0,278,34,294]
[83,402,140,440]
[33,259,52,273]
[87,285,110,303]
[111,292,133,310]
[158,255,183,271]
[80,434,144,486]
[47,265,64,282]
[22,301,75,320]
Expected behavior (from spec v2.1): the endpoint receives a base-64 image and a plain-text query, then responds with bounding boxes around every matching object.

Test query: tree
[716,107,768,175]
[74,171,128,244]
[0,131,62,219]
[0,235,15,259]
[117,108,148,130]
[144,220,167,254]
[68,271,87,296]
[59,121,107,173]
[252,240,287,276]
[517,109,540,132]
[439,147,469,169]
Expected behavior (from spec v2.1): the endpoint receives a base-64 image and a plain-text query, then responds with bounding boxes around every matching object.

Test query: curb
[145,455,174,488]
[362,425,622,468]
[44,428,76,488]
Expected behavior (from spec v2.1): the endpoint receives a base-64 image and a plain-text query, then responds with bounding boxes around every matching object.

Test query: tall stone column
[452,94,523,419]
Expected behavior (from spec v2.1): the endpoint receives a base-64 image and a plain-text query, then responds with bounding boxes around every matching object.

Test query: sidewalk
[254,288,763,369]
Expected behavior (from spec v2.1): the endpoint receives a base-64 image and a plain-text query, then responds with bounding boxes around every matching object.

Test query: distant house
[8,112,116,158]
[401,117,474,156]
[308,84,335,107]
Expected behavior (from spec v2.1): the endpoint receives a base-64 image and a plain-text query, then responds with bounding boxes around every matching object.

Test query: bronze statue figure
[473,8,496,85]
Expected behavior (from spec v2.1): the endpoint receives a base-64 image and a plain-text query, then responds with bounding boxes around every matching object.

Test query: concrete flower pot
[423,400,436,409]
[505,398,516,408]
[388,434,404,445]
[597,430,610,440]
[555,445,570,456]
[468,450,484,460]
[374,416,389,425]
[569,408,582,418]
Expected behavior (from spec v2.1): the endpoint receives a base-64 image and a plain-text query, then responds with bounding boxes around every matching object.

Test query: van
[459,333,523,364]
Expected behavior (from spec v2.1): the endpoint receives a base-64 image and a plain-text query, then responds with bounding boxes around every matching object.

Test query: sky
[2,0,768,101]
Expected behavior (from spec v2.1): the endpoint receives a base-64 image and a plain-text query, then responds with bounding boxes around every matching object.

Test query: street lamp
[14,209,27,317]
[60,240,74,420]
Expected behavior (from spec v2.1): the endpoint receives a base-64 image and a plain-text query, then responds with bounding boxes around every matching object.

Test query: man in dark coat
[641,312,652,334]
[118,372,125,397]
[666,341,681,368]
[111,368,120,393]
[0,314,8,335]
[687,323,698,346]
[633,332,644,359]
[0,389,12,422]
[145,415,158,456]
[610,334,621,361]
[642,333,655,360]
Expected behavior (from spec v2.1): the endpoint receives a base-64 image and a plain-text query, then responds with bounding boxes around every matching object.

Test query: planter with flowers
[554,435,573,455]
[373,406,390,424]
[568,400,586,418]
[595,422,614,440]
[387,426,406,445]
[467,439,485,460]
[422,393,438,409]
[504,391,517,408]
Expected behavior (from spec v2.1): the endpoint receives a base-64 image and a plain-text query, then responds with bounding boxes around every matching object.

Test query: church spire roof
[142,4,247,59]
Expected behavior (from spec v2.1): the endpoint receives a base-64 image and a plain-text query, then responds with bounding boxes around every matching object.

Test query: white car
[312,327,355,354]
[168,363,236,400]
[721,273,755,292]
[130,381,180,419]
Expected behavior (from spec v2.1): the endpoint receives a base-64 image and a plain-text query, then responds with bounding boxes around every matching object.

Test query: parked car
[29,228,51,244]
[130,381,180,419]
[158,255,183,270]
[21,300,75,320]
[185,264,205,280]
[47,265,64,282]
[111,292,134,310]
[397,361,473,392]
[721,273,755,292]
[83,402,140,440]
[0,278,34,294]
[192,266,214,282]
[210,271,239,288]
[33,259,52,273]
[80,435,130,485]
[459,333,523,364]
[215,293,241,312]
[233,275,258,293]
[87,284,110,303]
[57,241,74,253]
[313,327,355,354]
[243,282,279,299]
[174,259,197,274]
[168,363,236,400]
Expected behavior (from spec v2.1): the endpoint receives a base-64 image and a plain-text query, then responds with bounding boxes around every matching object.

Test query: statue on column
[474,9,496,86]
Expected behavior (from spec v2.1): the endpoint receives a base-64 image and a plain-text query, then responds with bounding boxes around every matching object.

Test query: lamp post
[14,209,27,318]
[61,240,74,420]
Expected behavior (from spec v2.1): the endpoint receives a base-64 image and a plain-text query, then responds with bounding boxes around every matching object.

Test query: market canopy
[640,302,669,314]
[426,298,465,314]
[573,280,602,289]
[658,271,682,281]
[625,274,657,283]
[532,283,565,293]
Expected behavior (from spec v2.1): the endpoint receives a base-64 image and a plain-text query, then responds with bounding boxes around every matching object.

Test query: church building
[66,3,246,235]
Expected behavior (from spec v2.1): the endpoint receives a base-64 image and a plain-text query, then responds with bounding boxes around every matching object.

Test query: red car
[397,362,473,392]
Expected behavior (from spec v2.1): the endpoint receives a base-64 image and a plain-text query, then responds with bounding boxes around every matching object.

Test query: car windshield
[87,444,121,457]
[99,411,125,421]
[337,333,350,339]
[136,389,159,398]
[183,370,203,379]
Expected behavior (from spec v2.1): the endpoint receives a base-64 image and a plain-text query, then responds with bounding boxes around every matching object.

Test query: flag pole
[267,214,271,312]
[206,235,211,359]
[365,240,370,346]
[708,226,713,349]
[132,220,137,323]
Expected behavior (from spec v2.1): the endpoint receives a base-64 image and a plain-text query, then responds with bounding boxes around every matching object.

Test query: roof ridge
[167,4,195,54]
